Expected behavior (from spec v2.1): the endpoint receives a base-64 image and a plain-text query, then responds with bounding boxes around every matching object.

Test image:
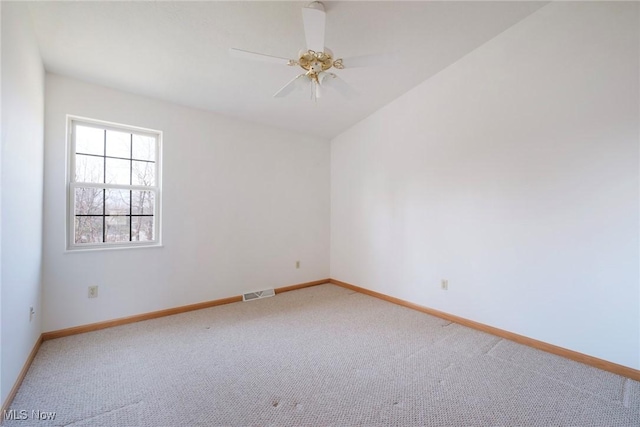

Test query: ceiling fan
[229,1,355,100]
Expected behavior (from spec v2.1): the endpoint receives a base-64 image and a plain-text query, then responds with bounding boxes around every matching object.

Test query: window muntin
[68,117,161,250]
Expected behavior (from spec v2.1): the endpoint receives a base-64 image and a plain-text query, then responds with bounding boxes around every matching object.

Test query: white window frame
[66,115,163,251]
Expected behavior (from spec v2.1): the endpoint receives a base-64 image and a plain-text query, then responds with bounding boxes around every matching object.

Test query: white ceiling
[27,1,546,139]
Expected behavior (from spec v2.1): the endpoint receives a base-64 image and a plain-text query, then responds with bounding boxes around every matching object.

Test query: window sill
[65,244,164,254]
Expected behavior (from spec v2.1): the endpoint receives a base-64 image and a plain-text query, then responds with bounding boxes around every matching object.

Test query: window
[67,116,162,250]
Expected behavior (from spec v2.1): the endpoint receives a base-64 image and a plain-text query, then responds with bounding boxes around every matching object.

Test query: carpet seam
[622,378,632,408]
[483,338,503,355]
[62,400,144,426]
[486,353,630,408]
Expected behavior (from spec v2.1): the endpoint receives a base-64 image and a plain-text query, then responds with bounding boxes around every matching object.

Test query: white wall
[1,2,45,405]
[331,2,639,369]
[1,0,3,403]
[43,74,330,332]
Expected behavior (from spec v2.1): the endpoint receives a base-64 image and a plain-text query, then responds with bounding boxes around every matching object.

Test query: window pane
[75,187,104,215]
[132,161,155,186]
[75,154,104,183]
[106,130,131,158]
[105,189,130,215]
[75,216,103,244]
[105,216,130,242]
[75,126,104,156]
[105,158,131,185]
[132,216,154,241]
[132,135,155,161]
[132,190,154,215]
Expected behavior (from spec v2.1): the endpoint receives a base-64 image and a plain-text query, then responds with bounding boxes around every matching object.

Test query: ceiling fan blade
[274,74,308,98]
[229,48,292,66]
[321,73,358,98]
[340,52,399,69]
[302,2,326,53]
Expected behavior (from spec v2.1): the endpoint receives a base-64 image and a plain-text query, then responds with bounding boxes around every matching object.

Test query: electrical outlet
[29,307,35,322]
[296,261,300,269]
[441,279,448,290]
[88,286,99,298]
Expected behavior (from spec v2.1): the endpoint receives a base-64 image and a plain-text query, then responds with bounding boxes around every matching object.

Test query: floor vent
[242,289,275,302]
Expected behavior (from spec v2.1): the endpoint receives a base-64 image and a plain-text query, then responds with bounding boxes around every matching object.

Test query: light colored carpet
[6,284,640,426]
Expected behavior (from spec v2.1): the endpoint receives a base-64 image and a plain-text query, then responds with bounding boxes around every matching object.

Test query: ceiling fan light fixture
[298,50,334,73]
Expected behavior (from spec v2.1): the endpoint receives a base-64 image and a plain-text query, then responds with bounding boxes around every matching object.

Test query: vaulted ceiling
[27,1,546,139]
